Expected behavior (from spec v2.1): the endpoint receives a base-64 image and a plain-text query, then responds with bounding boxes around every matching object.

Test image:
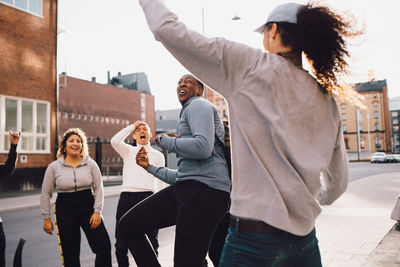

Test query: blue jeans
[219,226,322,267]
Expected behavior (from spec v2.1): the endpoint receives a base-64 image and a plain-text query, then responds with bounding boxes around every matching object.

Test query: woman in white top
[111,121,166,267]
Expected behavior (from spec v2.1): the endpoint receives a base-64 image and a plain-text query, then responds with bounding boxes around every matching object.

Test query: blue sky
[58,0,400,110]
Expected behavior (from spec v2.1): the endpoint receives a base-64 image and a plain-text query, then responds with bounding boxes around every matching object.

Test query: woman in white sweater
[111,121,166,267]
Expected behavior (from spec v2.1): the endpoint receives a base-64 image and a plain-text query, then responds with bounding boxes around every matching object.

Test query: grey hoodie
[40,156,104,218]
[148,97,231,192]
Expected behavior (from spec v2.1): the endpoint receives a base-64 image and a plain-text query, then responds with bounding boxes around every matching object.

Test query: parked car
[385,154,397,163]
[370,152,386,163]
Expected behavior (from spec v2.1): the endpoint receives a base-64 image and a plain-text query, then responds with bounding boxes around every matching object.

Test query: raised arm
[0,132,20,177]
[139,0,264,99]
[110,124,135,158]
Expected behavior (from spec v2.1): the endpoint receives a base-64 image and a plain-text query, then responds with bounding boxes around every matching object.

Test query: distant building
[108,72,152,94]
[156,109,180,134]
[206,88,229,120]
[338,79,391,158]
[389,96,400,154]
[0,0,57,192]
[59,73,156,175]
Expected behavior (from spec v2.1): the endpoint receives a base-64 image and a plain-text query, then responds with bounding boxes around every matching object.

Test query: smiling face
[65,134,83,158]
[177,74,204,105]
[133,123,151,145]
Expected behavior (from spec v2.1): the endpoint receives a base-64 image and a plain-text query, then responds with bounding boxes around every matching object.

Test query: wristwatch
[155,135,162,146]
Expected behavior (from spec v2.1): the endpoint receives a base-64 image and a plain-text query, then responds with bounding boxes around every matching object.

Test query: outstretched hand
[136,147,149,170]
[9,131,21,145]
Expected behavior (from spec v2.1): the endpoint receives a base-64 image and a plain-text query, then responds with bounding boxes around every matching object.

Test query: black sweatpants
[208,212,230,266]
[118,180,230,267]
[55,189,112,267]
[115,191,159,267]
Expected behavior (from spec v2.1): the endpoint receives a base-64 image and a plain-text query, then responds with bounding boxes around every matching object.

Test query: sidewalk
[1,173,399,267]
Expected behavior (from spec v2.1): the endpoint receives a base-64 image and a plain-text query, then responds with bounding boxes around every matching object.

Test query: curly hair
[56,128,89,158]
[266,2,363,96]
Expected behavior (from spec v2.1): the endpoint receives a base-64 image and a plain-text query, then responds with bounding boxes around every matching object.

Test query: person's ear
[269,23,278,42]
[197,87,204,97]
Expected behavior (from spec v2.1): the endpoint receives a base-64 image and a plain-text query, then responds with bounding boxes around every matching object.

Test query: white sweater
[111,124,167,193]
[140,0,349,235]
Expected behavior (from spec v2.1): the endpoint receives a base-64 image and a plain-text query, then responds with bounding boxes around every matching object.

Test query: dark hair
[266,3,362,96]
[57,128,88,158]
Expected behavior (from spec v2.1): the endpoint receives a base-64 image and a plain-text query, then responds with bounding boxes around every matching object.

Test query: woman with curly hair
[137,1,363,266]
[40,128,112,267]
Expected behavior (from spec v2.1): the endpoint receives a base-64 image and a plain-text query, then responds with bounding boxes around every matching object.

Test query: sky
[57,0,400,111]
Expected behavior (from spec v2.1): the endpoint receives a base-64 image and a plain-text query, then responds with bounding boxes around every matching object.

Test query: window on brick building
[373,101,378,107]
[375,123,379,131]
[1,0,42,16]
[83,114,87,121]
[111,118,115,124]
[392,111,398,117]
[341,103,346,110]
[95,116,99,122]
[360,137,365,149]
[76,114,81,120]
[63,112,68,119]
[343,125,347,132]
[374,111,378,119]
[393,119,398,125]
[342,113,347,121]
[70,113,74,119]
[1,95,50,153]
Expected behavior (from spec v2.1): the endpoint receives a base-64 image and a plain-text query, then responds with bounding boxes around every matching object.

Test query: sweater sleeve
[318,123,349,205]
[153,152,168,192]
[40,163,56,218]
[147,164,178,185]
[0,144,17,177]
[160,100,214,159]
[139,0,263,99]
[90,159,104,213]
[111,124,135,158]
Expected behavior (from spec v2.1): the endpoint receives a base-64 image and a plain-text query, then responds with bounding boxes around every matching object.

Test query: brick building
[205,88,229,121]
[0,0,57,191]
[59,74,156,175]
[337,79,391,158]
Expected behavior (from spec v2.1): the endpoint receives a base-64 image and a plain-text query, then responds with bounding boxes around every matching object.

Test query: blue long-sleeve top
[147,97,231,192]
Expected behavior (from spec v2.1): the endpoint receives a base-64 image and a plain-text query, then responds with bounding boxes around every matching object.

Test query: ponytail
[269,3,363,98]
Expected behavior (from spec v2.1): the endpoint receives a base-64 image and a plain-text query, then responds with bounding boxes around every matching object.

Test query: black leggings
[118,180,230,267]
[115,191,159,267]
[55,189,112,267]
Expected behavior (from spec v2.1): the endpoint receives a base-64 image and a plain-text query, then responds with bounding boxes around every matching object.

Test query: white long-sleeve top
[111,124,167,193]
[139,0,349,235]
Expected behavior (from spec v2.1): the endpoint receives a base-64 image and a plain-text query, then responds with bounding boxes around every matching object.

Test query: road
[1,162,399,266]
[349,161,400,181]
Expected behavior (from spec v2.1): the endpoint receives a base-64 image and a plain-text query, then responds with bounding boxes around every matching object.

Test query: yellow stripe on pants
[53,203,65,267]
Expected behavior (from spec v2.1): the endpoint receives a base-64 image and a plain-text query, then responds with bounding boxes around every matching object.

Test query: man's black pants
[118,180,230,267]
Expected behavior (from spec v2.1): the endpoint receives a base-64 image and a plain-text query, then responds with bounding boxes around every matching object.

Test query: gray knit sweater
[140,0,349,235]
[148,97,231,193]
[40,156,104,218]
